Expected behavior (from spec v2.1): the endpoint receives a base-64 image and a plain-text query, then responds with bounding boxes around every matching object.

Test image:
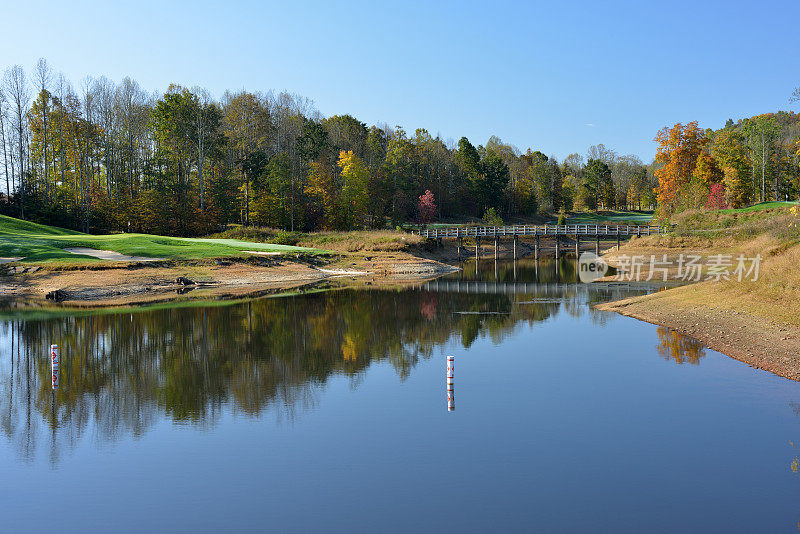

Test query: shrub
[482,207,504,226]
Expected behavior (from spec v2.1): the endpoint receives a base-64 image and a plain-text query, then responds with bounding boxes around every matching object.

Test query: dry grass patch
[670,205,800,242]
[299,230,424,253]
[209,226,424,254]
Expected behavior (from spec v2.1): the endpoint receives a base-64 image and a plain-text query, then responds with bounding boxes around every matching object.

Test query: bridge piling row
[418,223,662,260]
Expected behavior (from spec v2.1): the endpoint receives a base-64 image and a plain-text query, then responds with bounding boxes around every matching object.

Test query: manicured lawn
[0,215,322,263]
[717,201,799,214]
[0,215,78,237]
[562,210,654,225]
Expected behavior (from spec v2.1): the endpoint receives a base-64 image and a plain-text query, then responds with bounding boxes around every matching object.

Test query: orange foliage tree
[653,121,707,216]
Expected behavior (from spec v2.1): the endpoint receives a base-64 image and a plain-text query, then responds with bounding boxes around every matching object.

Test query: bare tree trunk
[0,108,10,199]
[36,59,51,206]
[58,76,66,204]
[196,112,205,212]
[4,66,29,219]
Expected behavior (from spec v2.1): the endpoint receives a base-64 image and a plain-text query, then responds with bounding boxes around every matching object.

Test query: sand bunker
[65,247,164,262]
[316,267,368,275]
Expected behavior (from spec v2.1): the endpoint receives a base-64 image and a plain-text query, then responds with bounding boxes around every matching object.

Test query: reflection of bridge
[415,224,664,260]
[419,279,666,298]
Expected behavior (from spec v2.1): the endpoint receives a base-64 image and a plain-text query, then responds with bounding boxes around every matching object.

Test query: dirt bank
[596,287,800,380]
[0,252,458,308]
[595,234,800,381]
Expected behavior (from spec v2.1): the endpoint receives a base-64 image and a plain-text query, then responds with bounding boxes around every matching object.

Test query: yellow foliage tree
[306,160,337,228]
[337,150,370,229]
[711,129,752,208]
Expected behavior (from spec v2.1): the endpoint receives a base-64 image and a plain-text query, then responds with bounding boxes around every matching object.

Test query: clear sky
[3,0,799,162]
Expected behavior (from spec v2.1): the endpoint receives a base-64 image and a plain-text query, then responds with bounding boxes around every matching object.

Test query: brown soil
[0,251,457,308]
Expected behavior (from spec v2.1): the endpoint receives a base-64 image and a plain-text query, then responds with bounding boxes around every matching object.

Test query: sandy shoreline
[0,254,459,308]
[596,287,800,381]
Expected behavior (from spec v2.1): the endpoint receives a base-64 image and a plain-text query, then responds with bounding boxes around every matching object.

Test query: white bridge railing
[415,224,663,239]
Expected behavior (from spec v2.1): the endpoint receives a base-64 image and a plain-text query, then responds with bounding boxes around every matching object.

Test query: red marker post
[50,344,59,390]
[446,356,454,411]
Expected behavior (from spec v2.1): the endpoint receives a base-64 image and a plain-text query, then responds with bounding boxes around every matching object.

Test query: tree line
[653,108,800,216]
[0,59,657,236]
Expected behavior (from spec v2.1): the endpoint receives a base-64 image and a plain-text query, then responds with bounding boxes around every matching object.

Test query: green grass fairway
[0,215,323,263]
[717,201,798,214]
[0,216,78,237]
[562,210,654,225]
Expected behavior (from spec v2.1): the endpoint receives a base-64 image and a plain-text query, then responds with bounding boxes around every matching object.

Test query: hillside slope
[597,202,800,380]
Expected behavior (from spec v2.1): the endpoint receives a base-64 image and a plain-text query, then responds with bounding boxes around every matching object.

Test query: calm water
[2,260,799,533]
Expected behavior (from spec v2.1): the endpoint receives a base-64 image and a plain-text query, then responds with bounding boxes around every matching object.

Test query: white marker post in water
[447,356,454,411]
[50,344,59,390]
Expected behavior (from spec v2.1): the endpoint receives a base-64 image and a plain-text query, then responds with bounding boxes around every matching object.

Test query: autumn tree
[338,150,369,229]
[692,150,723,188]
[706,183,728,210]
[710,129,752,208]
[653,121,706,216]
[417,189,436,226]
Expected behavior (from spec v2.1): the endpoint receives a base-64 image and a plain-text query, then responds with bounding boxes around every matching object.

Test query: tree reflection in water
[656,326,706,365]
[0,260,660,463]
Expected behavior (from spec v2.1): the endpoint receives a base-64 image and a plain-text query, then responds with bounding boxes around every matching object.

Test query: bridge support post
[457,237,462,261]
[575,236,580,258]
[475,237,480,260]
[596,235,600,255]
[535,235,539,261]
[513,235,518,260]
[555,237,560,260]
[494,236,498,260]
[617,234,620,251]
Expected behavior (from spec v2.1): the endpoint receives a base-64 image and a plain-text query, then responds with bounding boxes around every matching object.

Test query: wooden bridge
[414,224,665,260]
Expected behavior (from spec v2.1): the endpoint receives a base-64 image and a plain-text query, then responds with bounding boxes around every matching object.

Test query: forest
[653,110,800,216]
[0,59,659,236]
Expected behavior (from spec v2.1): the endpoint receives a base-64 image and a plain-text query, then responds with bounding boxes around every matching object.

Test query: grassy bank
[0,217,456,307]
[606,203,800,322]
[597,202,800,380]
[0,215,322,263]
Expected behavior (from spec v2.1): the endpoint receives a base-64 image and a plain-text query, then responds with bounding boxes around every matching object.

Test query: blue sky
[3,0,799,162]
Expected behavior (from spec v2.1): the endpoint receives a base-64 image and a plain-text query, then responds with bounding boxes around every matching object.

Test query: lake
[1,259,799,533]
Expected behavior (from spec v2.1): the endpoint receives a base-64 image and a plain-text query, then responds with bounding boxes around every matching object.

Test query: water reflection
[656,326,706,365]
[0,260,662,463]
